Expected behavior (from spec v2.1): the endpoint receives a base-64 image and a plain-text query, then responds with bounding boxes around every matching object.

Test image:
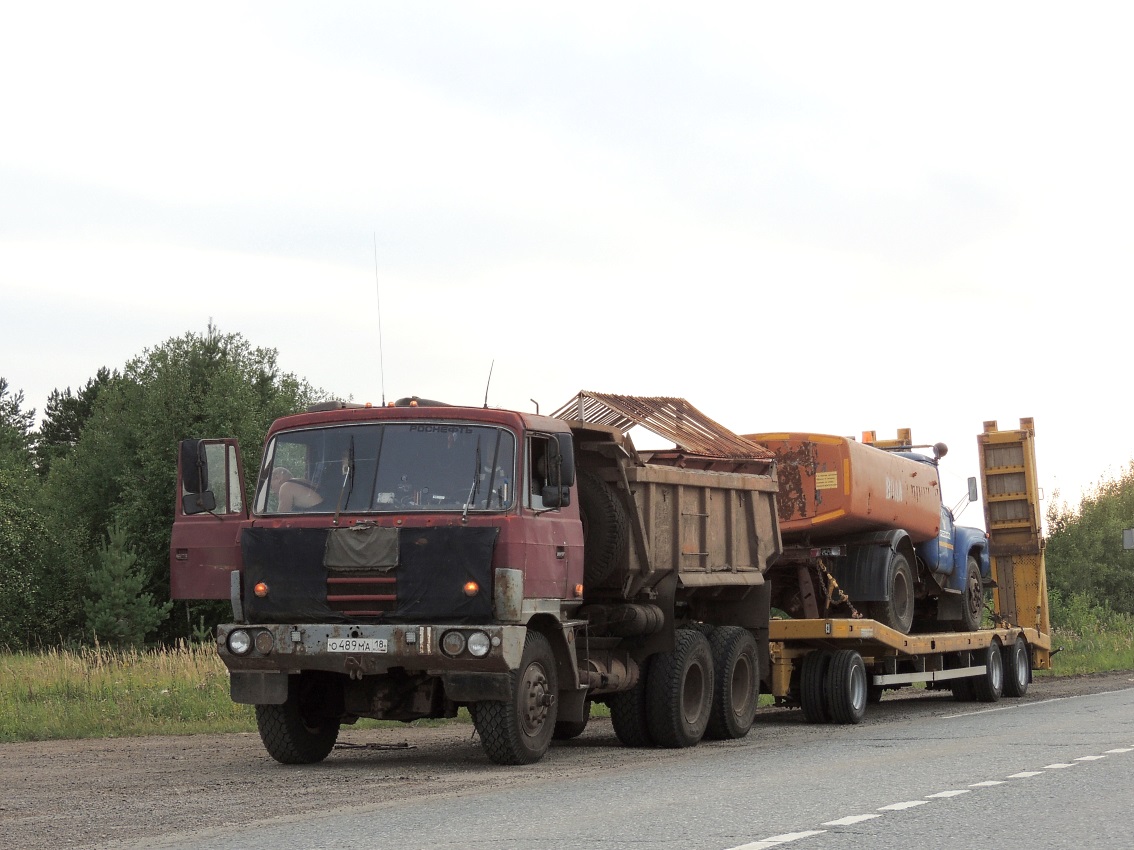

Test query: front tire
[956,557,985,632]
[868,553,915,634]
[646,628,714,748]
[255,675,341,765]
[704,626,759,740]
[473,630,558,765]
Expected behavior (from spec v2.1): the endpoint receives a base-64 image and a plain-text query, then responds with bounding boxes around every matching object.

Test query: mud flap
[231,671,289,705]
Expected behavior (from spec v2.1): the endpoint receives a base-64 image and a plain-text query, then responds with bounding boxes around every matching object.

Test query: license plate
[327,637,388,653]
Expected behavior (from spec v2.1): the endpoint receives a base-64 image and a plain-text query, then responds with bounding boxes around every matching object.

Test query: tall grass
[1038,589,1134,676]
[0,640,253,743]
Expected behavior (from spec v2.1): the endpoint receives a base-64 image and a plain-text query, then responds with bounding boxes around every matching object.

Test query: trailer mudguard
[832,530,914,602]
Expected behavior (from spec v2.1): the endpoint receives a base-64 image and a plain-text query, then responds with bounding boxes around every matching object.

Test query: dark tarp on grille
[240,525,498,623]
[324,525,399,571]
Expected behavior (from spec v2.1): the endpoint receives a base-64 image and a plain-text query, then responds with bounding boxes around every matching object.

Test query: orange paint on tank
[745,433,942,543]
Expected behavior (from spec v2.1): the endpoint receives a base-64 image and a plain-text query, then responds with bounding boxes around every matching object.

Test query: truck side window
[201,442,238,514]
[527,435,551,510]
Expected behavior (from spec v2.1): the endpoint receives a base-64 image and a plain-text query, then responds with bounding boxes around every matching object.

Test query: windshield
[254,422,516,515]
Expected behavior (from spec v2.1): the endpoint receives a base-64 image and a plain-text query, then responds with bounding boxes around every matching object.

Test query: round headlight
[467,631,491,658]
[228,629,252,655]
[441,630,467,657]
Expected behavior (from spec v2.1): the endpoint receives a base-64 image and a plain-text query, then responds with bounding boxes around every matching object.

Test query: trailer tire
[972,641,1004,703]
[704,626,759,740]
[255,676,341,765]
[800,650,833,723]
[646,628,714,748]
[826,650,868,724]
[473,630,558,765]
[552,700,591,740]
[578,469,629,586]
[868,553,915,634]
[956,558,985,632]
[951,677,976,701]
[1002,637,1030,698]
[609,667,653,747]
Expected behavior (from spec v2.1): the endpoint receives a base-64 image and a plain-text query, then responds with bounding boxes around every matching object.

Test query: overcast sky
[3,2,1132,519]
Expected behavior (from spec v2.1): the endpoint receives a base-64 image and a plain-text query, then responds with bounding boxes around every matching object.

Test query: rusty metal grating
[551,391,773,460]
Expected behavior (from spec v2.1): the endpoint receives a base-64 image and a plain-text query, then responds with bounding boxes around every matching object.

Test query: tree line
[0,325,319,648]
[2,324,1131,649]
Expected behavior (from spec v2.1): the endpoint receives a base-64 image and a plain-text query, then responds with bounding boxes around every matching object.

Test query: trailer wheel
[800,650,833,723]
[255,675,341,764]
[956,558,985,632]
[868,553,915,634]
[826,650,868,724]
[1002,637,1030,698]
[577,469,629,586]
[646,628,714,747]
[704,626,759,740]
[473,630,558,764]
[609,667,653,747]
[951,677,976,701]
[552,700,591,740]
[972,641,1004,703]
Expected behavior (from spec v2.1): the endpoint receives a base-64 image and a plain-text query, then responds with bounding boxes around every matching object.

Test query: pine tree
[83,523,173,648]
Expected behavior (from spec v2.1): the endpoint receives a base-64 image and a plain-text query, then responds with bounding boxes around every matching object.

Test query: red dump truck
[171,392,1050,764]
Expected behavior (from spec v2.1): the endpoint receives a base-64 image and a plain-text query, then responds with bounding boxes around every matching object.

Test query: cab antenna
[483,360,494,408]
[373,232,386,406]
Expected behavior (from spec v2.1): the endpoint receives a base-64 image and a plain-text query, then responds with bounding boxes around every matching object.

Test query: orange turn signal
[574,583,584,598]
[463,581,480,597]
[254,582,269,598]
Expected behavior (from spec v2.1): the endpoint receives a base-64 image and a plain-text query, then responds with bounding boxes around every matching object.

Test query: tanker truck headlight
[467,631,491,657]
[227,629,253,656]
[441,630,467,657]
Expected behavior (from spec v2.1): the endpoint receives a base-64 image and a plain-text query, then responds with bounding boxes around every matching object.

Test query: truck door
[170,438,248,600]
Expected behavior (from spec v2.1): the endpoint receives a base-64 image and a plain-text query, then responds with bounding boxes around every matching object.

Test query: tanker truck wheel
[255,675,341,765]
[956,558,985,632]
[609,670,654,747]
[868,553,915,634]
[704,626,759,740]
[646,628,714,748]
[473,630,558,765]
[577,469,629,586]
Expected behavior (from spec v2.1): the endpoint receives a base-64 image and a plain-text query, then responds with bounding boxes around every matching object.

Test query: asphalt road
[102,681,1134,850]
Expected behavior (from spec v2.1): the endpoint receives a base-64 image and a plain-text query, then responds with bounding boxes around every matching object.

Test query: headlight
[441,630,467,657]
[467,631,491,657]
[228,629,253,655]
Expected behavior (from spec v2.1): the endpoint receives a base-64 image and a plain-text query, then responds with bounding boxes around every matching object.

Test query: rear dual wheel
[799,649,867,725]
[1002,637,1030,698]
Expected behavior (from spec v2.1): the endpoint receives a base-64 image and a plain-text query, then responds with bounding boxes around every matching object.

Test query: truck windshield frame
[254,422,516,516]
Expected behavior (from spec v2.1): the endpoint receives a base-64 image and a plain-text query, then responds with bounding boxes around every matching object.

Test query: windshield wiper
[333,435,355,525]
[462,440,482,521]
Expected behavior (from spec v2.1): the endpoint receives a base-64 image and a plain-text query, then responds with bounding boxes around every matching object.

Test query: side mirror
[967,477,979,504]
[182,490,218,516]
[541,485,571,508]
[180,440,208,493]
[554,433,576,487]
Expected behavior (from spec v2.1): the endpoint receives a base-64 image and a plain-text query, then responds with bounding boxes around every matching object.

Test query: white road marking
[1075,755,1106,761]
[970,780,1006,787]
[1007,771,1043,778]
[728,831,827,849]
[1044,763,1075,769]
[926,790,971,798]
[822,815,881,826]
[878,801,930,811]
[1105,748,1134,754]
[944,687,1134,719]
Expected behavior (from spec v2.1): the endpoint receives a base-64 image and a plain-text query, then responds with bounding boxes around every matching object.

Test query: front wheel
[255,675,341,765]
[473,630,558,765]
[955,557,985,632]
